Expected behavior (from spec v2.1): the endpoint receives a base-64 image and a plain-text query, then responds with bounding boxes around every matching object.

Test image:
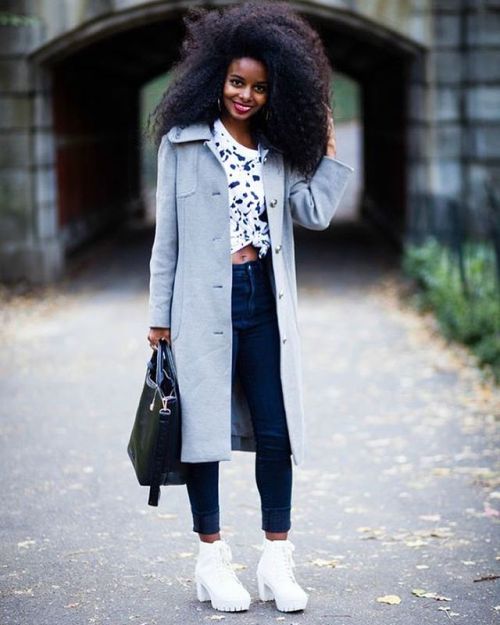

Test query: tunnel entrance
[310,14,421,247]
[38,5,422,257]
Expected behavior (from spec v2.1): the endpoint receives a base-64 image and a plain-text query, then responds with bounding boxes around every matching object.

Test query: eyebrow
[229,73,268,85]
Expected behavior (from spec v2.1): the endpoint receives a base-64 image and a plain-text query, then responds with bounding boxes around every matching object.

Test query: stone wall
[0,3,63,282]
[407,0,500,241]
[1,0,499,283]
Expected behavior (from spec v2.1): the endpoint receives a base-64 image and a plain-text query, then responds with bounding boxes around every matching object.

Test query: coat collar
[167,121,283,154]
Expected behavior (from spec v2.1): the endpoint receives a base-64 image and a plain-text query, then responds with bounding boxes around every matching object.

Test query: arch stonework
[1,1,498,282]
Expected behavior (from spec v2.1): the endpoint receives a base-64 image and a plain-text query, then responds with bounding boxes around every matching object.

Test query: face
[221,57,268,121]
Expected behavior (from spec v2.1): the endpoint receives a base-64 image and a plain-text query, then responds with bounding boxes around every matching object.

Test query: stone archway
[6,1,490,283]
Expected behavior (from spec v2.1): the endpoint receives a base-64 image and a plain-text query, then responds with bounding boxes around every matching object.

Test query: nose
[241,86,252,101]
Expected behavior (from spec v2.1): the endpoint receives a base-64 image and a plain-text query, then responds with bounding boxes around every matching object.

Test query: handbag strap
[155,339,165,387]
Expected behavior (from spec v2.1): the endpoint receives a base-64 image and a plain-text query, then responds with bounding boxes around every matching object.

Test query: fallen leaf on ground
[232,563,247,571]
[438,607,460,616]
[376,594,401,605]
[357,526,385,539]
[311,558,339,568]
[13,588,33,595]
[419,514,441,522]
[428,527,454,538]
[405,539,427,547]
[412,588,451,601]
[432,467,452,476]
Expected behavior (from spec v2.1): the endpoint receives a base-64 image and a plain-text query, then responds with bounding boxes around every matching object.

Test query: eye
[230,78,242,86]
[255,85,267,93]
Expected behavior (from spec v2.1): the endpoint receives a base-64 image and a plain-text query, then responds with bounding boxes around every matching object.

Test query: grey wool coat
[148,121,353,466]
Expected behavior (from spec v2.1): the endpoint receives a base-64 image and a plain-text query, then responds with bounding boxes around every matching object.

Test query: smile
[233,101,253,113]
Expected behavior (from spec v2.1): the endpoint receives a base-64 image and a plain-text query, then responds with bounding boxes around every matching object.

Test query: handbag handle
[155,339,166,387]
[155,339,177,384]
[163,338,178,381]
[153,339,177,412]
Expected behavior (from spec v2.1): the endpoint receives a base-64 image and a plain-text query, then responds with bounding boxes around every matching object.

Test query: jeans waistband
[231,257,267,274]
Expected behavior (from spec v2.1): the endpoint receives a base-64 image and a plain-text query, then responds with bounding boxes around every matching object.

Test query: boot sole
[196,577,251,612]
[257,572,308,612]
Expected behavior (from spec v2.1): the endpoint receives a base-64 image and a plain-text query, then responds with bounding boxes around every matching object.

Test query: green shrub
[402,237,500,383]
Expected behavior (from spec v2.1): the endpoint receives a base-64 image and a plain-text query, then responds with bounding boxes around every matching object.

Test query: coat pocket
[176,143,198,198]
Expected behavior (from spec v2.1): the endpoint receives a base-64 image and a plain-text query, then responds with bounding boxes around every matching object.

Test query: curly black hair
[146,0,334,177]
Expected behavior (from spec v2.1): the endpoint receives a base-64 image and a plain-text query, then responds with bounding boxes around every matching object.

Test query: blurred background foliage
[402,237,500,383]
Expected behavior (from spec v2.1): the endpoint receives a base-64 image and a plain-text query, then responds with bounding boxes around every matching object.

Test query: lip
[232,101,253,113]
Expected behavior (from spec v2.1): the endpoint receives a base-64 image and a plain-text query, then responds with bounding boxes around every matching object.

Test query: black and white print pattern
[210,117,271,259]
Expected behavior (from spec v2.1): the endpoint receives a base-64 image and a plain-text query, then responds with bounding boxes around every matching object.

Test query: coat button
[278,290,284,299]
[282,335,287,344]
[275,244,282,253]
[270,198,277,207]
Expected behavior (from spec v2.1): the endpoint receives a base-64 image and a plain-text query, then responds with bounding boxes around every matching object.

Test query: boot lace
[214,541,244,586]
[273,541,297,582]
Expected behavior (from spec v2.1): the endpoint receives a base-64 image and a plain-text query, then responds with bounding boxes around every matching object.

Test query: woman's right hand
[148,327,171,350]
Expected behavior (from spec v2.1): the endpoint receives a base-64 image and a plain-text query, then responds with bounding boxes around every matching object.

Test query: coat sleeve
[148,134,178,328]
[286,155,354,230]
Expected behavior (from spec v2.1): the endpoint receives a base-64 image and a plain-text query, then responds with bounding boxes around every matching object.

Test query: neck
[220,112,256,146]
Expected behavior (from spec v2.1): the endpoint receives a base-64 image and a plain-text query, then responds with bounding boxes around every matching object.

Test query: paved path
[1,221,498,625]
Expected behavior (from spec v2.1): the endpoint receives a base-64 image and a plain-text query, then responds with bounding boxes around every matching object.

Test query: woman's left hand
[325,104,336,158]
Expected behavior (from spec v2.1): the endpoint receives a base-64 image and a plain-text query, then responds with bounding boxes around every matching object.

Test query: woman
[146,0,353,614]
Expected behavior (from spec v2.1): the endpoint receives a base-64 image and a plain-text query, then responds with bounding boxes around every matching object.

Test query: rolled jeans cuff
[192,508,220,534]
[261,506,291,532]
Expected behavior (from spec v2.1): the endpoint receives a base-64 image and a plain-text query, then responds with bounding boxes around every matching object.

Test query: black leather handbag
[127,338,189,506]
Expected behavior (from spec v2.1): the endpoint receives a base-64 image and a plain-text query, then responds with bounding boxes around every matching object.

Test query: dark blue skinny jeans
[185,257,293,534]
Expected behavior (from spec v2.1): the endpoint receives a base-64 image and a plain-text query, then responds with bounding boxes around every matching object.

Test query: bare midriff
[231,243,259,264]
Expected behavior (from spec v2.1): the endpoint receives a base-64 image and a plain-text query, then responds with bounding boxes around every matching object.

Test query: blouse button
[275,244,282,253]
[282,335,287,344]
[270,198,277,207]
[278,290,284,299]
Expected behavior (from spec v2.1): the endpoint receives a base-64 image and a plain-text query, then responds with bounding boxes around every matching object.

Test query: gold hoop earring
[265,107,270,122]
[217,97,222,112]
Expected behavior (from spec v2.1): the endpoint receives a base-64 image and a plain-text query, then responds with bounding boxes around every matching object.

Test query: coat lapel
[167,121,285,253]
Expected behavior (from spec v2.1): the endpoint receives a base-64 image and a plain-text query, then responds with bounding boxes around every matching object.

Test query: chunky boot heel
[194,539,251,612]
[257,574,275,601]
[256,538,308,612]
[196,578,211,602]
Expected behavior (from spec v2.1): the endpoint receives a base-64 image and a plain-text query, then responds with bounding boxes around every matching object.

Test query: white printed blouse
[209,117,271,259]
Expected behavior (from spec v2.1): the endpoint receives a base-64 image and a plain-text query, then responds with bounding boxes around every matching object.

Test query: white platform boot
[256,537,308,612]
[195,539,251,612]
